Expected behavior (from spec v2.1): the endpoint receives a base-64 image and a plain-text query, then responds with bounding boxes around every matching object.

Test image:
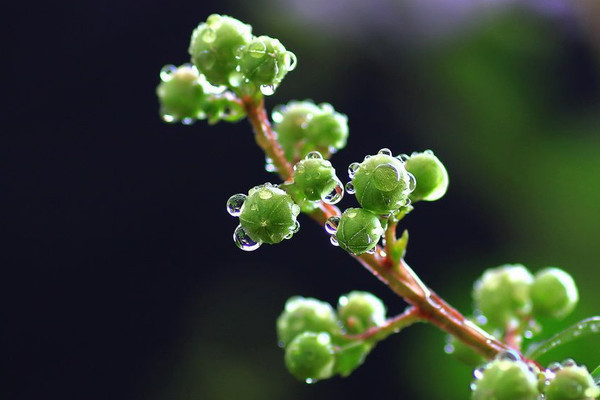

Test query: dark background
[6,1,600,399]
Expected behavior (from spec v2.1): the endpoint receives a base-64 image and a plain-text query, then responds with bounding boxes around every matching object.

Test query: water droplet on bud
[348,162,360,179]
[305,151,323,160]
[202,28,217,43]
[322,180,344,204]
[160,65,177,82]
[181,117,195,125]
[378,148,392,156]
[330,235,339,246]
[345,181,355,194]
[325,216,340,234]
[233,225,262,251]
[226,194,247,216]
[284,51,297,71]
[260,84,276,96]
[407,172,416,192]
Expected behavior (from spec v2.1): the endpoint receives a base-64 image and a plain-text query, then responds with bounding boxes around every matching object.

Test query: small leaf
[525,316,600,360]
[591,365,600,384]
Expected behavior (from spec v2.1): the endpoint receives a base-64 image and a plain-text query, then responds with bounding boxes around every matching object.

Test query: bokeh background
[6,0,600,399]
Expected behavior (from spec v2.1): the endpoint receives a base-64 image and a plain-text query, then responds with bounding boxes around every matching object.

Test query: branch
[241,96,513,360]
[342,306,423,342]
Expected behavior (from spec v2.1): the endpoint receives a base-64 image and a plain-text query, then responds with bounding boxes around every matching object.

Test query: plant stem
[242,96,513,360]
[342,306,423,342]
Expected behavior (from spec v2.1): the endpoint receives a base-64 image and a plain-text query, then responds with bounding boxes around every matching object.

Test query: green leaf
[591,365,600,384]
[525,316,600,360]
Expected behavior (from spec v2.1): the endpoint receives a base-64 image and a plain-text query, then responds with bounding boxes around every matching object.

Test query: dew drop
[228,71,244,87]
[345,181,355,194]
[272,110,284,123]
[247,40,267,58]
[202,28,217,43]
[322,180,344,204]
[470,382,477,391]
[548,362,563,372]
[363,155,372,161]
[330,235,339,246]
[181,117,195,125]
[305,151,323,160]
[160,64,177,82]
[378,148,392,156]
[226,194,247,216]
[366,247,376,255]
[407,172,416,193]
[348,162,360,179]
[284,51,297,71]
[562,358,576,367]
[161,113,176,123]
[292,204,301,217]
[373,163,401,191]
[258,189,273,200]
[233,225,261,251]
[305,378,315,384]
[325,217,340,234]
[291,219,300,233]
[398,153,410,162]
[473,367,485,380]
[264,156,276,173]
[197,50,216,70]
[444,343,455,354]
[498,350,521,362]
[260,84,276,96]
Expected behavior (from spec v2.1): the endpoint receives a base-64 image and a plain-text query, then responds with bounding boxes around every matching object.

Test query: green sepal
[530,267,578,319]
[337,291,386,335]
[272,101,320,162]
[405,150,449,202]
[472,359,539,400]
[473,264,533,329]
[189,14,253,86]
[238,184,300,244]
[304,104,348,150]
[285,332,336,382]
[545,365,600,400]
[293,157,338,201]
[276,296,341,347]
[352,153,414,215]
[157,64,206,123]
[238,35,296,89]
[335,208,383,255]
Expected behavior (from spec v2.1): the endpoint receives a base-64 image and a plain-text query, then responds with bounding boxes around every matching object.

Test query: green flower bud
[473,264,533,329]
[189,14,252,86]
[351,150,415,215]
[531,268,578,319]
[335,341,373,377]
[233,184,300,247]
[545,365,600,400]
[405,150,449,202]
[472,359,540,400]
[272,100,320,162]
[156,64,206,123]
[284,332,336,383]
[337,291,386,334]
[276,296,340,347]
[304,103,348,150]
[293,153,342,204]
[333,208,383,255]
[238,35,297,92]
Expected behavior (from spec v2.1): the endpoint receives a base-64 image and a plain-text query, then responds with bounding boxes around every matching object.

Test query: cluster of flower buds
[276,292,386,382]
[189,14,296,95]
[272,101,349,163]
[471,353,599,400]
